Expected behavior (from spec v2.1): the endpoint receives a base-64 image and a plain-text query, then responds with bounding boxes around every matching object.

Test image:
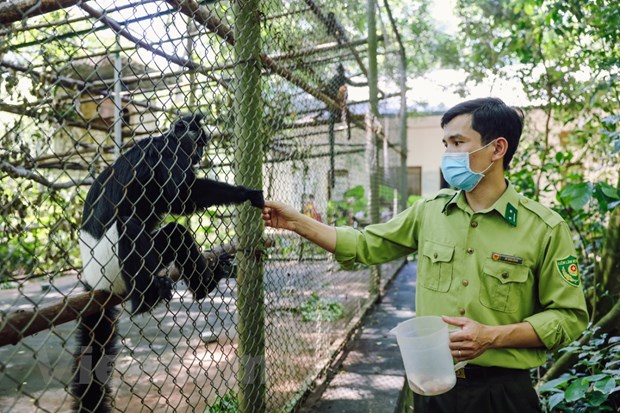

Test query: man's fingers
[442,315,469,327]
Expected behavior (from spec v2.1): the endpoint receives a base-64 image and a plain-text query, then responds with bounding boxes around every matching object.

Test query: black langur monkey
[325,12,348,45]
[321,64,366,187]
[72,113,263,413]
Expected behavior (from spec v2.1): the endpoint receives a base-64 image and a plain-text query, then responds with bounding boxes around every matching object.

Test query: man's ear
[492,137,509,161]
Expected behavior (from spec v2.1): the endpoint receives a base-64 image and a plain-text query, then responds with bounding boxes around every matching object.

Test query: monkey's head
[170,113,210,165]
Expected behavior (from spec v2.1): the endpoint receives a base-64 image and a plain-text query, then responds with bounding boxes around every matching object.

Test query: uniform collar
[442,181,520,226]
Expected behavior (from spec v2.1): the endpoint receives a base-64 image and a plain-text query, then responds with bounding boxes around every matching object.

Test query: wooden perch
[164,0,234,45]
[0,239,271,348]
[0,161,95,189]
[303,0,369,78]
[0,0,90,25]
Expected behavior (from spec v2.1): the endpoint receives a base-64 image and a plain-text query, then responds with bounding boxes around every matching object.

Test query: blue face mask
[441,140,496,192]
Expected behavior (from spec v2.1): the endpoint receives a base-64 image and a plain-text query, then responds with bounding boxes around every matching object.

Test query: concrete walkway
[299,262,417,413]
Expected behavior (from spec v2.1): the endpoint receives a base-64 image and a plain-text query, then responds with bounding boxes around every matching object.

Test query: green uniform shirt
[335,183,589,369]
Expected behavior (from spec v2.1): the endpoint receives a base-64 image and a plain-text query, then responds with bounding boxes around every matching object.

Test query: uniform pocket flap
[422,241,454,263]
[483,260,529,284]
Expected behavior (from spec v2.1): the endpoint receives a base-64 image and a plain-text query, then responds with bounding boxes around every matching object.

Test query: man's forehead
[442,114,480,141]
[443,113,472,130]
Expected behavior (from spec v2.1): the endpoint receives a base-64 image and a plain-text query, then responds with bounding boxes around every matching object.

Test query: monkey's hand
[210,253,236,281]
[247,189,265,208]
[154,276,174,302]
[133,276,174,314]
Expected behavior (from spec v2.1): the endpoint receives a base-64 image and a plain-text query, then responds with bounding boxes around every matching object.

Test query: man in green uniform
[261,97,589,412]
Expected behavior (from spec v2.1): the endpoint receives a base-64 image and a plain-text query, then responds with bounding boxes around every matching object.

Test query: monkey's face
[171,114,210,165]
[190,140,206,165]
[183,129,208,165]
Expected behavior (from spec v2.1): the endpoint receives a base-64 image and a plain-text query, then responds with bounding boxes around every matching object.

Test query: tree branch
[79,2,228,88]
[0,161,94,189]
[0,0,90,25]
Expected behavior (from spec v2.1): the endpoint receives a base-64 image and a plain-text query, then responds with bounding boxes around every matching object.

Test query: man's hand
[442,316,544,362]
[442,316,495,362]
[262,200,303,231]
[262,200,337,253]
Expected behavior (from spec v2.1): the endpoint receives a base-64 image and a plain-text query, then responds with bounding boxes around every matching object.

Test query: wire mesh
[0,0,407,411]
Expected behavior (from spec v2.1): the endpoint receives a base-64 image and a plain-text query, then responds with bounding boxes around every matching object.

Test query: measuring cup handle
[454,361,468,371]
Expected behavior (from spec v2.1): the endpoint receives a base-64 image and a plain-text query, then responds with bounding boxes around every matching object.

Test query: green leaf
[548,392,564,410]
[539,376,572,392]
[523,1,535,16]
[583,374,608,382]
[599,183,620,199]
[565,379,588,402]
[560,182,593,210]
[588,390,608,406]
[593,377,616,395]
[613,139,620,154]
[344,185,365,199]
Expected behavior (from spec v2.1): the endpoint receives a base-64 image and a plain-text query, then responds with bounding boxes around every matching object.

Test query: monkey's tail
[71,306,119,413]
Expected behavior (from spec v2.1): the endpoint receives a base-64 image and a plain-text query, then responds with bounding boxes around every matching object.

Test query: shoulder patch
[519,197,563,227]
[556,255,580,287]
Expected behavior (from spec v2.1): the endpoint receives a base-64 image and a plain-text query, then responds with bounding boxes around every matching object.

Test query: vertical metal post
[233,0,265,412]
[185,16,197,110]
[367,0,381,296]
[397,33,408,212]
[382,0,409,212]
[113,49,122,158]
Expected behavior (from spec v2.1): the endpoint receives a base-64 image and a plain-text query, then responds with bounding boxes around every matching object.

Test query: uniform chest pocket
[479,259,530,313]
[420,241,455,293]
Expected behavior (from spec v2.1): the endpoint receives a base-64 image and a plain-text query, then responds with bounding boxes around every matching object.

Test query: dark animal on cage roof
[71,113,264,413]
[319,64,367,187]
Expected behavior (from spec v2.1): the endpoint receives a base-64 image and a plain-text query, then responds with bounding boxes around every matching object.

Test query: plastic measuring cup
[390,316,467,396]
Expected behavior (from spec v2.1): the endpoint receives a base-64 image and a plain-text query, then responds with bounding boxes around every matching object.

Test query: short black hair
[441,97,524,170]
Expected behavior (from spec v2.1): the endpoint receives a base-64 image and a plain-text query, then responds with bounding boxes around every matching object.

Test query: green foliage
[407,195,422,207]
[451,1,619,410]
[205,392,239,413]
[300,293,345,322]
[379,184,399,205]
[538,330,620,412]
[0,179,84,283]
[0,236,38,282]
[327,185,367,226]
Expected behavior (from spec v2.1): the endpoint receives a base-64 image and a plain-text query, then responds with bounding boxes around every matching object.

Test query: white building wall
[407,115,444,196]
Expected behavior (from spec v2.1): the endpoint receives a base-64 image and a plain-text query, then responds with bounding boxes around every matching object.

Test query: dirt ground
[0,259,402,413]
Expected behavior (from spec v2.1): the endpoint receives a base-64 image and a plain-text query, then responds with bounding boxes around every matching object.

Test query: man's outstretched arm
[262,200,337,253]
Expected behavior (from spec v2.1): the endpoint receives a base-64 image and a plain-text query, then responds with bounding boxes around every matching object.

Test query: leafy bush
[327,185,367,226]
[0,237,38,282]
[204,392,238,413]
[300,292,345,322]
[538,330,620,412]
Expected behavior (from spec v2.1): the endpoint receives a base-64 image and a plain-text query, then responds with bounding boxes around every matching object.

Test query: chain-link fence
[0,0,408,411]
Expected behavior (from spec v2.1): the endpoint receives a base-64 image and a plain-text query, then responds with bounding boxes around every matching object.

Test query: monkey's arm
[191,178,264,209]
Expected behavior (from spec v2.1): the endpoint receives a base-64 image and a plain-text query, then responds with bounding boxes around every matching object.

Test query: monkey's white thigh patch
[79,223,127,295]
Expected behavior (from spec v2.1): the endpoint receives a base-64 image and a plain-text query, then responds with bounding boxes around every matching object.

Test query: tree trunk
[595,176,620,327]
